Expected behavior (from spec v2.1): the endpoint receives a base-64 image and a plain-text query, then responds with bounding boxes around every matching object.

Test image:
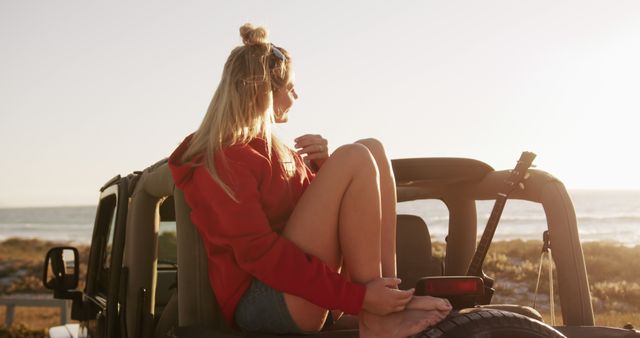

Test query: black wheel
[413,309,566,338]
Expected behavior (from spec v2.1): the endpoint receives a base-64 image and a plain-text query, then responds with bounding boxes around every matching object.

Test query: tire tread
[416,309,566,338]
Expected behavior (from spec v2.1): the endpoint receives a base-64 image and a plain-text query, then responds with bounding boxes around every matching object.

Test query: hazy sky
[1,1,639,207]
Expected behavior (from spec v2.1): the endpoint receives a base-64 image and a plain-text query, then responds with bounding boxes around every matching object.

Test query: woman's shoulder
[224,138,269,159]
[220,138,274,172]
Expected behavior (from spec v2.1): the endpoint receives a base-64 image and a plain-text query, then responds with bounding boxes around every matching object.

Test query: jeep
[43,155,640,338]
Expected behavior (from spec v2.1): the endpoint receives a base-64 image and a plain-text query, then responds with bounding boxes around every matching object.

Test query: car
[42,154,640,338]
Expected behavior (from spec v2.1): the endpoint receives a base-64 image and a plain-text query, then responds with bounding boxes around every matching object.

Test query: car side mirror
[43,247,79,291]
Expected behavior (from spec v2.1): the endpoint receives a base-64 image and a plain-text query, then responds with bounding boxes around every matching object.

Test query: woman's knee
[355,138,389,163]
[332,143,378,175]
[355,138,385,153]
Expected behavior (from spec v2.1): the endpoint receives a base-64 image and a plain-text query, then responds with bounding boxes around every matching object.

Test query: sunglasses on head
[271,44,286,62]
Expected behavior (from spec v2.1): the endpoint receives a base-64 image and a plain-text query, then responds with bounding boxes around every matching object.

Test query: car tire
[413,309,566,338]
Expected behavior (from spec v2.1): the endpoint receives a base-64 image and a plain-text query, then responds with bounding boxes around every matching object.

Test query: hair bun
[239,23,269,46]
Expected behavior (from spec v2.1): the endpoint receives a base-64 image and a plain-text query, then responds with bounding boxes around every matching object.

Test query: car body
[43,157,640,338]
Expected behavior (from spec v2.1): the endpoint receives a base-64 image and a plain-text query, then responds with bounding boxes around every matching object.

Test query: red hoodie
[168,134,366,326]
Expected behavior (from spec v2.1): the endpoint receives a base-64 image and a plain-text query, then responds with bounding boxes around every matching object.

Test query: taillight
[416,276,484,297]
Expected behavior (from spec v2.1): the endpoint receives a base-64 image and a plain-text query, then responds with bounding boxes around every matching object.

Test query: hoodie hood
[168,133,197,188]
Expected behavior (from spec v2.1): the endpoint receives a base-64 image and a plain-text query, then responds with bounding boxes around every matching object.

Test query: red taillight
[416,276,484,297]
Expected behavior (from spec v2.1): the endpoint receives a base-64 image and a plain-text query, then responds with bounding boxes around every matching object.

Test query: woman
[168,23,451,338]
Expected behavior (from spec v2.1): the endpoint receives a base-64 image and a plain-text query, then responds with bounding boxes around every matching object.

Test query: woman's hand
[294,134,329,170]
[363,277,415,316]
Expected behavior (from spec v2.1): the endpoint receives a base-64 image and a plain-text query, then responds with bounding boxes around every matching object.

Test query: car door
[82,175,129,338]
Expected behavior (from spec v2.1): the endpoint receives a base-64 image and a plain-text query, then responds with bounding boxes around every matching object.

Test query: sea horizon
[2,188,639,210]
[1,189,639,246]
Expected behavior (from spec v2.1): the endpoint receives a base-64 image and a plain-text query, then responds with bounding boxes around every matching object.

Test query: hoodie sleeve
[183,150,366,315]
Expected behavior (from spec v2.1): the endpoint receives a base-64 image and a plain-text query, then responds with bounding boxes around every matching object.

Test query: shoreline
[1,189,639,209]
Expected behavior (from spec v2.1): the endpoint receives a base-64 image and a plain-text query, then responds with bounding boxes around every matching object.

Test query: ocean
[1,190,639,246]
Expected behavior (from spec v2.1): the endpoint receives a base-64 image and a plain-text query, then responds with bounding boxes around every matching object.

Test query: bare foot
[359,309,447,338]
[407,295,452,312]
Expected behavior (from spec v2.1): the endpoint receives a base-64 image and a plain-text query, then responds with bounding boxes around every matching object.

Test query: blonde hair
[180,23,296,200]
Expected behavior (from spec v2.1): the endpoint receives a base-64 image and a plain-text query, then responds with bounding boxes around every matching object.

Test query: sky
[1,0,639,207]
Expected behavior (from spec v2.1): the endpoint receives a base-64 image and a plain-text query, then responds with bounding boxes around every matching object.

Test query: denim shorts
[234,279,310,335]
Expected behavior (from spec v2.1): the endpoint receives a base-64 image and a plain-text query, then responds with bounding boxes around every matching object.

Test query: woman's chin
[274,115,289,123]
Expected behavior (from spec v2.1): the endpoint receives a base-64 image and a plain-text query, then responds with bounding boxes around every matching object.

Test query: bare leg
[282,143,381,331]
[282,143,441,337]
[355,138,397,278]
[326,139,395,324]
[353,140,453,312]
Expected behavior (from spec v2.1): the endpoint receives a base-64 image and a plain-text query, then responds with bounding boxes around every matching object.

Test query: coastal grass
[0,324,47,338]
[539,311,640,328]
[1,237,640,333]
[0,238,89,295]
[0,306,56,337]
